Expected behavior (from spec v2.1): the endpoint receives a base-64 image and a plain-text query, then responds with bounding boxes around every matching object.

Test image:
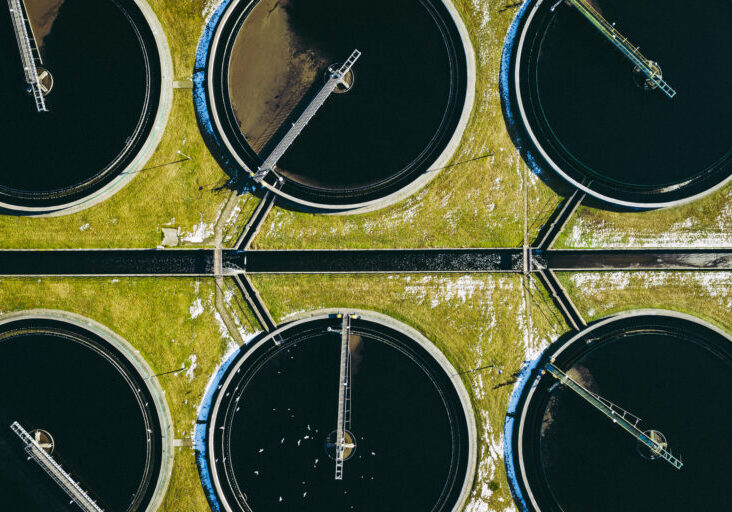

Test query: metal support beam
[252,50,361,183]
[534,190,585,250]
[543,363,683,470]
[333,313,354,480]
[535,269,586,331]
[7,0,49,111]
[11,421,105,511]
[235,189,278,250]
[562,0,676,98]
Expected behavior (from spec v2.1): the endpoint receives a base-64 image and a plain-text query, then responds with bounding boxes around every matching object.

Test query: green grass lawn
[252,272,564,511]
[555,182,732,249]
[0,276,247,509]
[557,271,732,333]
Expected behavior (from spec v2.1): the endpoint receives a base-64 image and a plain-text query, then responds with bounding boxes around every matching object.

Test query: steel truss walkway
[7,0,49,112]
[333,313,355,480]
[11,421,105,511]
[559,0,676,99]
[252,50,362,183]
[543,362,683,470]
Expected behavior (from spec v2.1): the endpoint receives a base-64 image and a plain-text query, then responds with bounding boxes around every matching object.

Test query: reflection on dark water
[522,0,731,191]
[0,0,155,205]
[24,0,65,48]
[225,0,464,200]
[212,318,469,511]
[0,320,161,511]
[533,319,732,511]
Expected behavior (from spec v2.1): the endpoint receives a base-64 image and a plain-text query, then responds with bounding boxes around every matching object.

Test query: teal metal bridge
[7,0,50,111]
[544,361,683,470]
[555,0,677,99]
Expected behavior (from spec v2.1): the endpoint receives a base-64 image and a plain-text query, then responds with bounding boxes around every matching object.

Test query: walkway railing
[334,313,353,480]
[7,0,48,111]
[564,0,676,98]
[543,363,683,469]
[11,421,105,511]
[252,50,361,182]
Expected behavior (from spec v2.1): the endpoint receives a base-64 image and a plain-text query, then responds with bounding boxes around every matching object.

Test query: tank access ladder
[543,362,683,470]
[7,0,49,112]
[252,49,362,183]
[10,421,105,511]
[556,0,676,99]
[333,313,356,480]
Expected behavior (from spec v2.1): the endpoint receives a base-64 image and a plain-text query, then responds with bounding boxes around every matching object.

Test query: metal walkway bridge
[543,362,683,470]
[11,421,105,511]
[558,0,676,99]
[333,313,355,480]
[252,49,361,183]
[7,0,49,112]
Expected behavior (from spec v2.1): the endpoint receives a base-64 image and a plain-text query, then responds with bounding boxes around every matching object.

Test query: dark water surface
[210,318,469,511]
[0,319,161,511]
[516,0,732,203]
[0,0,159,207]
[0,249,215,275]
[519,315,732,511]
[215,0,466,205]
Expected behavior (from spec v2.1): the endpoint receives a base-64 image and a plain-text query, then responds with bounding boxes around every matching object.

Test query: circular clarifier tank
[0,314,165,511]
[205,0,472,211]
[508,311,732,512]
[505,0,732,208]
[0,0,165,214]
[205,313,475,511]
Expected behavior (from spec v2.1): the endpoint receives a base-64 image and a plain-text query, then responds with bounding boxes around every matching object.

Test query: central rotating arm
[544,360,683,470]
[554,0,676,98]
[334,313,355,480]
[7,0,50,112]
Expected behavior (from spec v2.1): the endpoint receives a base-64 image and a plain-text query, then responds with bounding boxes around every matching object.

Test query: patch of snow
[569,271,732,312]
[430,275,488,306]
[185,354,198,381]
[189,298,204,319]
[214,311,235,342]
[565,209,732,248]
[569,272,630,291]
[223,203,243,243]
[202,0,224,21]
[181,219,215,243]
[281,309,308,321]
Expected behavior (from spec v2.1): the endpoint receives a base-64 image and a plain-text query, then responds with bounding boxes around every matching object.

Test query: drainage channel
[0,249,731,276]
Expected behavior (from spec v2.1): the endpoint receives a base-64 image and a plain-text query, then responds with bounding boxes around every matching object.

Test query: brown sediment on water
[228,0,332,154]
[541,364,594,438]
[540,395,558,437]
[566,364,593,389]
[25,0,64,50]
